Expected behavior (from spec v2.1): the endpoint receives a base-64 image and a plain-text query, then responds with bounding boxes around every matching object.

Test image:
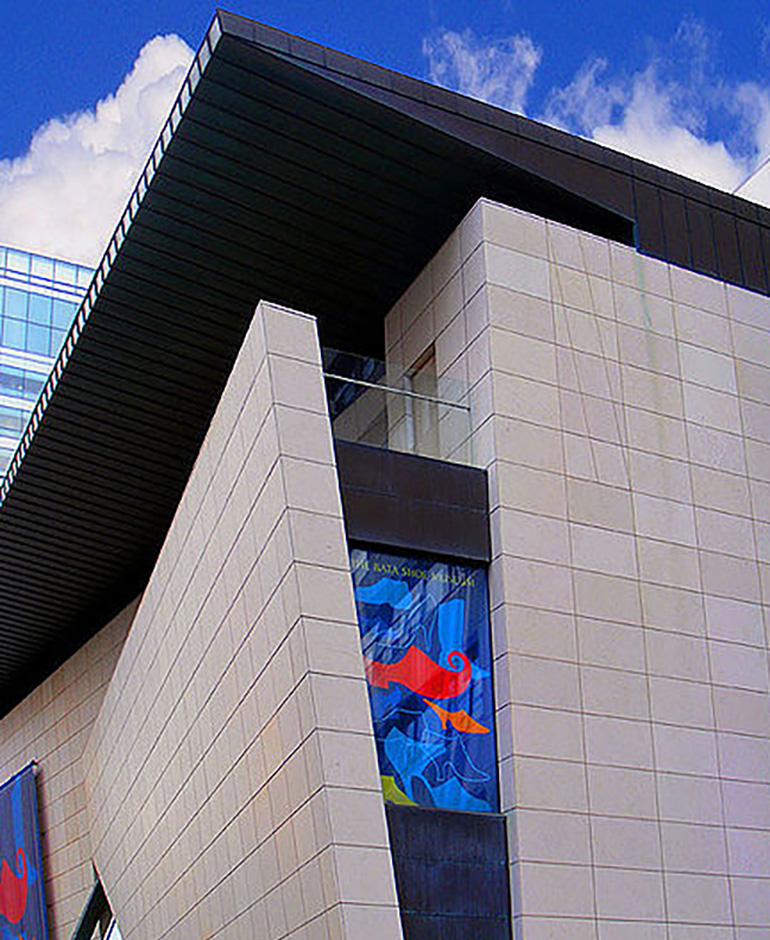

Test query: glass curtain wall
[0,246,92,476]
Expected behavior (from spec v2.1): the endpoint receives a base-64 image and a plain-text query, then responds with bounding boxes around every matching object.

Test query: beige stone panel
[709,640,769,691]
[492,506,570,565]
[516,860,596,917]
[687,424,747,475]
[657,773,724,825]
[461,242,486,306]
[629,449,693,502]
[510,704,586,762]
[558,348,622,400]
[637,538,700,591]
[588,765,657,819]
[493,371,561,427]
[634,492,697,546]
[714,686,770,736]
[486,284,555,342]
[733,320,770,369]
[752,483,770,526]
[691,465,752,516]
[594,867,666,920]
[556,305,617,359]
[757,521,770,563]
[726,876,770,927]
[646,628,709,680]
[642,586,706,636]
[671,267,727,315]
[719,732,770,783]
[697,508,755,558]
[614,283,676,336]
[585,714,654,769]
[683,383,742,434]
[513,757,589,812]
[493,604,578,661]
[579,232,613,279]
[494,416,564,472]
[723,779,770,828]
[700,551,761,603]
[743,398,770,447]
[430,227,461,294]
[626,407,688,459]
[498,556,574,614]
[548,220,589,271]
[573,570,642,625]
[591,816,662,869]
[736,360,770,403]
[505,654,581,710]
[666,872,733,924]
[601,924,669,940]
[489,327,557,383]
[435,307,469,374]
[727,282,770,329]
[551,265,600,315]
[570,524,638,578]
[680,343,737,393]
[619,323,681,378]
[581,666,650,720]
[514,808,592,864]
[611,245,671,298]
[728,828,770,877]
[567,478,634,531]
[483,200,548,257]
[661,822,728,874]
[622,363,684,418]
[577,619,646,672]
[493,461,567,518]
[649,676,714,728]
[433,271,463,335]
[485,243,551,300]
[675,303,732,352]
[515,915,599,940]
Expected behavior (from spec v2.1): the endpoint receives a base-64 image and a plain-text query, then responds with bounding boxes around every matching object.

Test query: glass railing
[323,348,474,466]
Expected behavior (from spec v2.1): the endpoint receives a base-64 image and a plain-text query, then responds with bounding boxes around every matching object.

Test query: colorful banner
[351,549,498,813]
[0,765,48,940]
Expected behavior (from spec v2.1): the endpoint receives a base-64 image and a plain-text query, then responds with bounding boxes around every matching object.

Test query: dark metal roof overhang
[0,9,767,714]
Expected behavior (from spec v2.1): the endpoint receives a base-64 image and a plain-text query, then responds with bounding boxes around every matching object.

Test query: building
[0,246,91,476]
[1,10,770,940]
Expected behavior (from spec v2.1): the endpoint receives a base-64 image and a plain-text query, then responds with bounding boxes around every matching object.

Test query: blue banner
[351,549,498,813]
[0,765,48,940]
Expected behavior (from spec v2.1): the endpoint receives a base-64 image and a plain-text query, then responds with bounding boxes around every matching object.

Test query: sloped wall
[0,602,134,939]
[83,302,402,940]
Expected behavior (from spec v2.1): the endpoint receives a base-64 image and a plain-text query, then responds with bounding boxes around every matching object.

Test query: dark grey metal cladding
[336,442,491,563]
[385,804,512,940]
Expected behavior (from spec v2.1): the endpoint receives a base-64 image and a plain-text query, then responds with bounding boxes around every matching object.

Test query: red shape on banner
[0,848,27,924]
[364,646,471,700]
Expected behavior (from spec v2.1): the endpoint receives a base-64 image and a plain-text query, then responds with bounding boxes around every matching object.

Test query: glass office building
[0,246,92,476]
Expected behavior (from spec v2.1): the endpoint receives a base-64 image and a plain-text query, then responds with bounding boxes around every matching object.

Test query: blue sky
[2,1,770,262]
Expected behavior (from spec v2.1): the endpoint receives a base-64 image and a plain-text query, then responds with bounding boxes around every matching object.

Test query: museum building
[1,9,770,940]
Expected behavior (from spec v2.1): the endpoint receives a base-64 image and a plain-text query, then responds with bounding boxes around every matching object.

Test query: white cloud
[423,28,541,115]
[422,21,770,208]
[0,34,193,266]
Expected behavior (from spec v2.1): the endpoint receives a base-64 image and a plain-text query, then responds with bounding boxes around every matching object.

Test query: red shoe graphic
[0,848,27,924]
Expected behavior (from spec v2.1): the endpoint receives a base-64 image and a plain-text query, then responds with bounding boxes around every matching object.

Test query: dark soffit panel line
[0,9,766,715]
[247,8,770,289]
